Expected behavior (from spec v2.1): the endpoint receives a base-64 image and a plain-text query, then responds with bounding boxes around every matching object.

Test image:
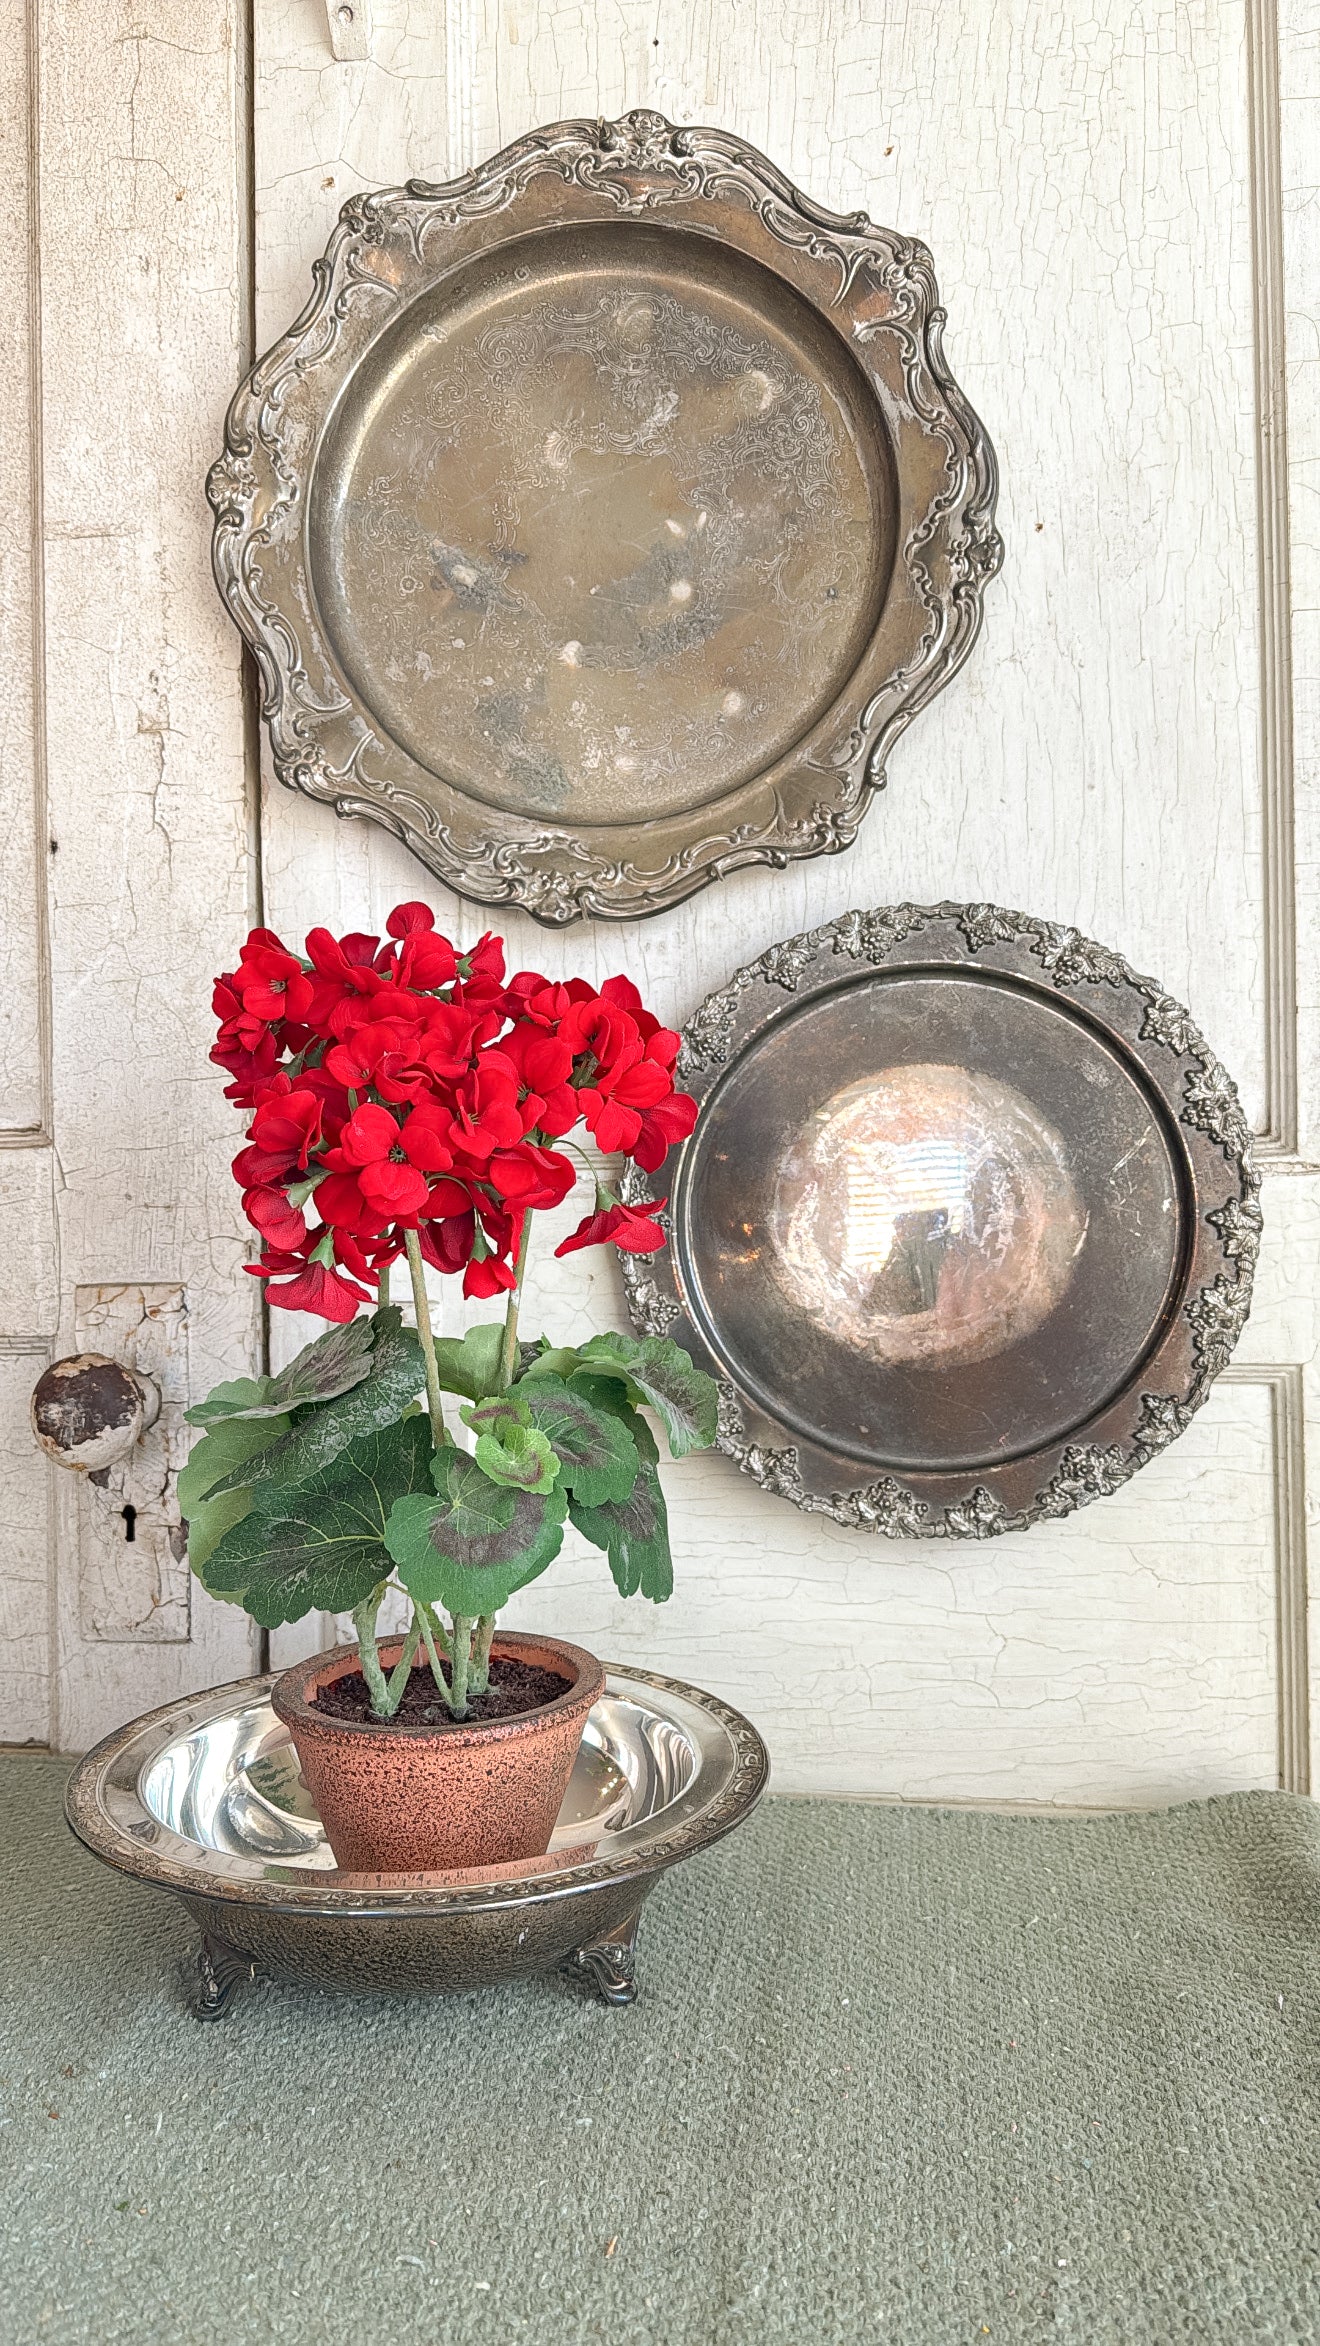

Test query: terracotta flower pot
[271,1631,606,1875]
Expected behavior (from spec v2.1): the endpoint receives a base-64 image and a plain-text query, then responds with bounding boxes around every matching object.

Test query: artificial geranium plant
[179,902,717,1720]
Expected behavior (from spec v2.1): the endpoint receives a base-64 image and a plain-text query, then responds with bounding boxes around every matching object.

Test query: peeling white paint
[0,1,1316,1791]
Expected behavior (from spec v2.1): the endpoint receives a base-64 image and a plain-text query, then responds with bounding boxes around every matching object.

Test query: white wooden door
[0,2,258,1749]
[4,0,1318,1805]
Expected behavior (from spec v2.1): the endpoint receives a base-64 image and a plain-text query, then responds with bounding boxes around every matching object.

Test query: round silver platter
[64,1665,769,2014]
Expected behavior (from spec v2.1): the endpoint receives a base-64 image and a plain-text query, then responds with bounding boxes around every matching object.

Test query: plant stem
[448,1614,473,1717]
[351,1587,390,1718]
[377,1263,390,1310]
[382,1614,422,1712]
[415,1599,450,1698]
[403,1226,447,1447]
[470,1612,496,1696]
[498,1211,535,1389]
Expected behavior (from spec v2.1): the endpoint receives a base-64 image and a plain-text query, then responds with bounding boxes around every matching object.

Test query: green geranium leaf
[184,1312,383,1426]
[183,1485,256,1577]
[198,1415,433,1628]
[429,1321,507,1402]
[385,1447,566,1617]
[459,1393,531,1436]
[518,1375,640,1508]
[571,1460,673,1603]
[474,1422,560,1494]
[457,1394,557,1493]
[178,1411,293,1514]
[180,1413,293,1575]
[574,1333,718,1459]
[518,1345,581,1384]
[567,1372,660,1467]
[183,1374,279,1428]
[202,1316,425,1499]
[272,1310,394,1408]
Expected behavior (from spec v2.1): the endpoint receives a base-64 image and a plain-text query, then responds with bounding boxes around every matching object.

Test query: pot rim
[270,1629,606,1745]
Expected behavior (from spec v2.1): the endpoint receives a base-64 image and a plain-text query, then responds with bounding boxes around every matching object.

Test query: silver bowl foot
[190,1930,257,2021]
[562,1905,642,2006]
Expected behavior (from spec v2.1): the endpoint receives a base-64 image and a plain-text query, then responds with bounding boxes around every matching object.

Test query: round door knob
[31,1354,162,1474]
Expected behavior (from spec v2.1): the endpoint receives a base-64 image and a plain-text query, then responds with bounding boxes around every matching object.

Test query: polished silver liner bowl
[64,1665,770,2015]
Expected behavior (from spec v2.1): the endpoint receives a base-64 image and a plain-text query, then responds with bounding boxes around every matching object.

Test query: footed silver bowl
[64,1665,769,2014]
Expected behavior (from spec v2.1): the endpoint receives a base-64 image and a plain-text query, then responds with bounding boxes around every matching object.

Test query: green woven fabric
[3,1754,1319,2345]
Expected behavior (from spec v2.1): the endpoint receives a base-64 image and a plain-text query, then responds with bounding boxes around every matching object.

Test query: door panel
[251,0,1319,1798]
[0,0,261,1750]
[0,0,45,1146]
[2,1,1314,1797]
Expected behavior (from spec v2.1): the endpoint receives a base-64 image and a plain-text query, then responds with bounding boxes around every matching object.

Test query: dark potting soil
[312,1655,572,1728]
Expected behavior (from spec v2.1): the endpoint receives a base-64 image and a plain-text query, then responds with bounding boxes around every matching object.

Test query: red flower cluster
[211,905,696,1321]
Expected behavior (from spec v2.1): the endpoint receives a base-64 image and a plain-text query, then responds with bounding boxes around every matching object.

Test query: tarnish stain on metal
[32,1355,139,1453]
[74,1284,190,1644]
[211,110,1000,924]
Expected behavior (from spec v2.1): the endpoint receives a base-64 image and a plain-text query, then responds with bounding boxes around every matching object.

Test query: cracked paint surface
[4,1,1318,1784]
[251,0,1320,1801]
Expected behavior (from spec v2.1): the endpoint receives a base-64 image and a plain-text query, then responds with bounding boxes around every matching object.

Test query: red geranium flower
[382,901,458,991]
[504,973,595,1029]
[249,1082,325,1170]
[500,1021,578,1135]
[558,992,642,1077]
[242,1185,308,1253]
[578,1054,675,1155]
[555,1196,668,1257]
[320,1102,431,1222]
[398,1102,456,1172]
[264,1258,373,1322]
[462,1252,517,1299]
[212,904,697,1320]
[244,1227,375,1321]
[211,1027,279,1106]
[212,976,273,1055]
[448,1052,528,1162]
[485,1142,576,1209]
[631,1088,699,1173]
[232,929,314,1024]
[417,1206,474,1277]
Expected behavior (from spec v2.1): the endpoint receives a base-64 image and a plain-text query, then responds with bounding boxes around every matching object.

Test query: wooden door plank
[0,0,47,1142]
[37,1,259,1748]
[1280,0,1320,1161]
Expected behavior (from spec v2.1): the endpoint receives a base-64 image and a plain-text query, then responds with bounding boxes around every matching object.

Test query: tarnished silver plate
[622,903,1261,1537]
[65,1665,769,2009]
[208,111,1000,924]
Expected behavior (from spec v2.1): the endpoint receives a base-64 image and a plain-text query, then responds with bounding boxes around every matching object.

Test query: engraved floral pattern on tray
[208,111,1001,924]
[323,284,874,823]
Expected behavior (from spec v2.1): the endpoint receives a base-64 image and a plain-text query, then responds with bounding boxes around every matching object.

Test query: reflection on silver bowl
[137,1693,698,1872]
[771,1061,1086,1368]
[65,1667,769,2014]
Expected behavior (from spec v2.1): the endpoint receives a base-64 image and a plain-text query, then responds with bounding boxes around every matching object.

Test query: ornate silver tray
[207,111,1000,924]
[64,1665,769,2013]
[622,903,1261,1536]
